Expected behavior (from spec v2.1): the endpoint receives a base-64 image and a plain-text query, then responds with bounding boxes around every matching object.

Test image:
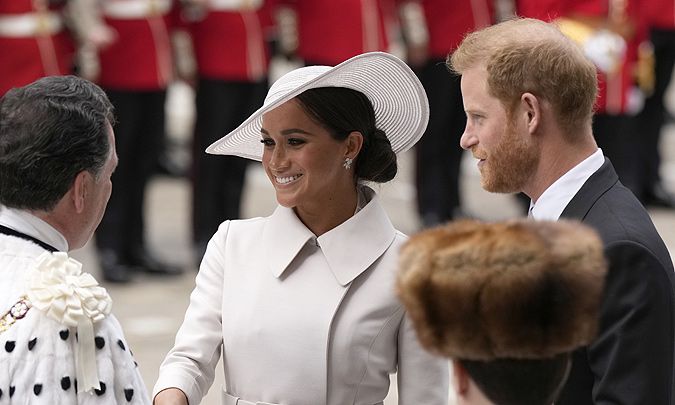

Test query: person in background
[277,0,393,66]
[180,0,270,266]
[153,52,448,405]
[0,0,74,96]
[451,18,675,404]
[0,75,149,404]
[398,218,608,405]
[94,0,183,283]
[400,0,494,226]
[0,0,115,96]
[636,0,675,208]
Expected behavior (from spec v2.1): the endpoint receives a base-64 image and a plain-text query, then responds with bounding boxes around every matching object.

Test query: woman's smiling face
[260,98,352,211]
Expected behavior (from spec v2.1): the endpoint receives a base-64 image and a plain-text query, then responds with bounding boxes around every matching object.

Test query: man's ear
[71,171,89,214]
[345,131,364,159]
[521,92,541,134]
[452,359,471,397]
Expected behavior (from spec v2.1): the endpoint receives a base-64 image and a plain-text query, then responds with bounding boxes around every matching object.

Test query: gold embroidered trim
[0,296,31,334]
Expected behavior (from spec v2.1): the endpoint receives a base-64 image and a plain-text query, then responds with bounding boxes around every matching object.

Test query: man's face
[459,66,538,194]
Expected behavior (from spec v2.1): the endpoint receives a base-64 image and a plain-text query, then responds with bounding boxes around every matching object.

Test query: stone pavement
[69,83,675,405]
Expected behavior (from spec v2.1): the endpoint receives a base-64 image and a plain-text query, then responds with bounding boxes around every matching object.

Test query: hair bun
[356,127,397,183]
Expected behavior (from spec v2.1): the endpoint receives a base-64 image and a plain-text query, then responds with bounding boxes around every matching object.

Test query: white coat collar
[263,186,397,286]
[0,205,69,251]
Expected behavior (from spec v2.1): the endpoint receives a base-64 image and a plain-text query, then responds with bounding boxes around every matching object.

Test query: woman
[153,52,449,405]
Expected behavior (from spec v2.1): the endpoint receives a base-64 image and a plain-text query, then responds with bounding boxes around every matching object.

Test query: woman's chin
[274,193,297,208]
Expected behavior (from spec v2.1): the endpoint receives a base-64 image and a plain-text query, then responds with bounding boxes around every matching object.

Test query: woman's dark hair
[295,87,397,183]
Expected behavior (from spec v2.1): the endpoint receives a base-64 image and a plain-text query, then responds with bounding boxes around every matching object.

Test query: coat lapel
[262,187,397,285]
[263,205,315,278]
[318,191,397,286]
[560,158,619,220]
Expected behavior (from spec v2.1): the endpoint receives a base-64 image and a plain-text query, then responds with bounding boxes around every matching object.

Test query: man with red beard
[450,18,675,404]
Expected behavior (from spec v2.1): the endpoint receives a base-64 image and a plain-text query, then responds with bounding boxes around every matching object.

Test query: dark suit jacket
[557,159,675,404]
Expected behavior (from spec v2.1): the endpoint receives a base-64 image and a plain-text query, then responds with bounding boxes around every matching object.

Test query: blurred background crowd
[2,0,674,274]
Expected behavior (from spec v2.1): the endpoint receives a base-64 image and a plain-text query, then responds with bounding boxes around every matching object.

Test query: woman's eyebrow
[260,128,314,136]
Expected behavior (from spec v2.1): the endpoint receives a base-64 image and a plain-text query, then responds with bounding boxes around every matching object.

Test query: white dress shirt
[530,149,605,220]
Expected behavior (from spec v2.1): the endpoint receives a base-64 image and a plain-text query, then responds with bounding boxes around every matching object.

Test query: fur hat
[397,219,607,361]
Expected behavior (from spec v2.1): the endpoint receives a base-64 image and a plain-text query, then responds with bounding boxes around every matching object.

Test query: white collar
[0,205,69,251]
[262,185,397,286]
[530,149,605,221]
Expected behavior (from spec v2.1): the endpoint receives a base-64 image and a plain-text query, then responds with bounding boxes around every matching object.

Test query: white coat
[154,187,449,405]
[0,208,150,405]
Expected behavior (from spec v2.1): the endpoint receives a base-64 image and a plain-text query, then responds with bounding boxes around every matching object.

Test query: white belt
[207,0,262,11]
[102,0,172,19]
[222,390,384,405]
[0,12,63,37]
[221,391,279,405]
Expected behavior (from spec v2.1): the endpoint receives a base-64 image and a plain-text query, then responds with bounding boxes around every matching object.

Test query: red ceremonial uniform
[642,0,675,29]
[420,0,493,58]
[0,0,74,95]
[286,0,390,65]
[515,0,562,20]
[564,0,641,115]
[516,0,638,114]
[96,0,176,91]
[187,1,268,81]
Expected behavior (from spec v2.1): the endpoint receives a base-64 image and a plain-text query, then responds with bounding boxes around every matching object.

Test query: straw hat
[206,52,429,161]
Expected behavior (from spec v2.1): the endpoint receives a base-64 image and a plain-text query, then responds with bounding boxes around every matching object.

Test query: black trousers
[636,28,675,199]
[191,78,267,251]
[96,89,166,257]
[415,59,465,226]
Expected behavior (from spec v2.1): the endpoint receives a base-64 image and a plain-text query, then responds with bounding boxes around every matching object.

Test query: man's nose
[459,127,476,150]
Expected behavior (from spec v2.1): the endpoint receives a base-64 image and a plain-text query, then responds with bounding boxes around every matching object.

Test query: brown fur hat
[397,219,607,361]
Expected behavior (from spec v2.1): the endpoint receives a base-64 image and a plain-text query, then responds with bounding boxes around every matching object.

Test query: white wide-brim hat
[206,52,429,161]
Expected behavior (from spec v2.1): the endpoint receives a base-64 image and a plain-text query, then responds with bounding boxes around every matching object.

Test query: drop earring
[343,157,353,170]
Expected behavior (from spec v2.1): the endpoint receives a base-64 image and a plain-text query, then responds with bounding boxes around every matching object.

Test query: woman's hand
[153,388,189,405]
